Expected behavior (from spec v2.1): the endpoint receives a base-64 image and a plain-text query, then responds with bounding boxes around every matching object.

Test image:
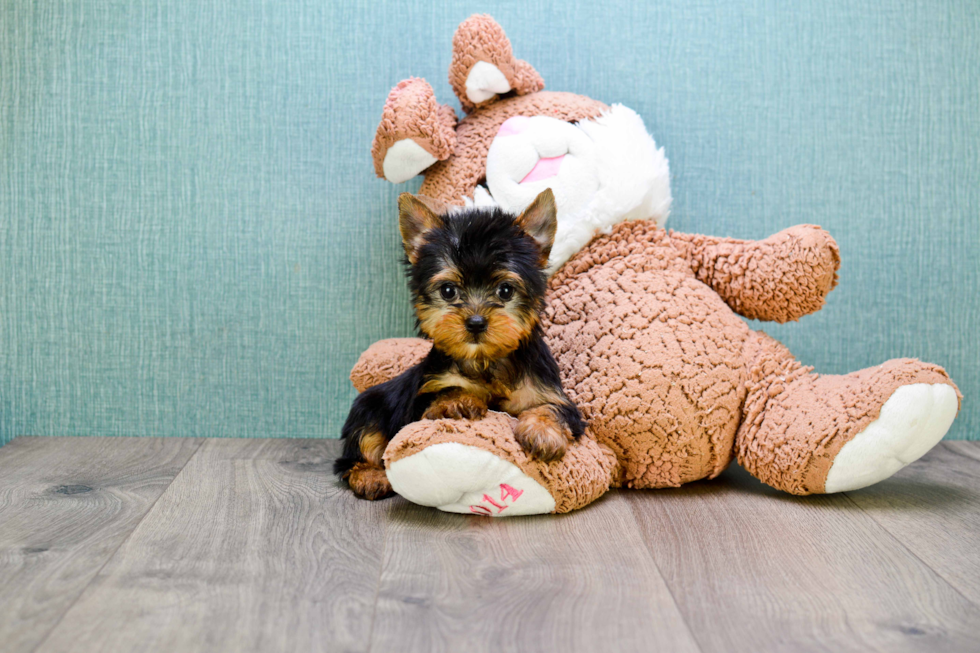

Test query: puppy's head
[398,189,557,362]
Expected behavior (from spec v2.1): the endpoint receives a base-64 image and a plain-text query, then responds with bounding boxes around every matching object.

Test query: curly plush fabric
[370,77,457,179]
[544,221,753,488]
[350,337,433,394]
[448,14,545,113]
[419,92,608,205]
[384,411,618,513]
[670,226,841,323]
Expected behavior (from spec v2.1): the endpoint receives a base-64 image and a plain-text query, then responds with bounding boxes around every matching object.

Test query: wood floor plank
[945,440,980,464]
[843,443,980,607]
[0,436,203,653]
[370,491,701,653]
[34,438,389,653]
[626,462,980,653]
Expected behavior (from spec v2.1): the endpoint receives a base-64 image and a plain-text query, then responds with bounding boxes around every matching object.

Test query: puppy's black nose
[465,315,488,334]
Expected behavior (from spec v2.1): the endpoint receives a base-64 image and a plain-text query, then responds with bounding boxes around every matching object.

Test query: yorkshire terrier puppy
[334,188,585,500]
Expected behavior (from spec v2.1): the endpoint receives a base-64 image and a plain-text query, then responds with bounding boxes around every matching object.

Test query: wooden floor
[1,438,978,653]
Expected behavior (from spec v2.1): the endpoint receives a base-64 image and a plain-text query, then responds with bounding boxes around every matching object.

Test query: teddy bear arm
[670,225,841,323]
[349,338,433,393]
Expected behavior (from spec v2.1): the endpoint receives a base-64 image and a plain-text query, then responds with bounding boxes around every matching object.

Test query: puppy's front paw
[346,462,394,501]
[423,392,488,420]
[514,406,573,462]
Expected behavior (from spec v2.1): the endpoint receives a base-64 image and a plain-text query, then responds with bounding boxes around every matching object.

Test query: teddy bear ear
[371,78,458,184]
[448,14,545,113]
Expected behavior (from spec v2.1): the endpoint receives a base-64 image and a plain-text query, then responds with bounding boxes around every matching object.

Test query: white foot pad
[386,442,555,516]
[825,383,958,492]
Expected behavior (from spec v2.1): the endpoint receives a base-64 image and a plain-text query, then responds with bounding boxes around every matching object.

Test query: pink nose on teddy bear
[496,115,531,137]
[496,116,566,184]
[521,155,564,184]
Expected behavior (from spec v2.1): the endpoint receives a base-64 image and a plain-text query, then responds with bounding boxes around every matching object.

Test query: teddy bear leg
[383,412,619,516]
[736,331,960,495]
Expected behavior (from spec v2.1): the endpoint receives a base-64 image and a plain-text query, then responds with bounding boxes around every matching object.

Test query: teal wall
[1,0,977,446]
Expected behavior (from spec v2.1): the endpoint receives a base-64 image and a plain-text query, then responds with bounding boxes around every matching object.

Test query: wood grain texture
[371,492,700,653]
[626,460,980,653]
[4,438,980,652]
[34,438,389,653]
[843,443,980,607]
[0,436,203,653]
[946,441,980,465]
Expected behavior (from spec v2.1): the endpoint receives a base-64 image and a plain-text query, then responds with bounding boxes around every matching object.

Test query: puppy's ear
[517,188,557,265]
[398,193,444,264]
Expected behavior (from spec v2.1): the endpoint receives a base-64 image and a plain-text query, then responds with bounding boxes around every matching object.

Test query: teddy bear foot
[387,440,557,516]
[383,411,619,516]
[738,347,961,495]
[824,383,959,492]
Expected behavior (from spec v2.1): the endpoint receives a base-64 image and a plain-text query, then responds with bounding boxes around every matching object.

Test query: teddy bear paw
[824,383,959,492]
[386,441,556,516]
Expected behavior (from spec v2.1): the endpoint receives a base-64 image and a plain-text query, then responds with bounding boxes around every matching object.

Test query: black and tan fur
[334,189,585,500]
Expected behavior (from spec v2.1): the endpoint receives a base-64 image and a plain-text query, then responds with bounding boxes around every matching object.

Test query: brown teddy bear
[354,15,960,516]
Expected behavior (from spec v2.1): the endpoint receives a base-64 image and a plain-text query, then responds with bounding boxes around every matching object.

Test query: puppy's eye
[496,283,515,301]
[439,283,457,301]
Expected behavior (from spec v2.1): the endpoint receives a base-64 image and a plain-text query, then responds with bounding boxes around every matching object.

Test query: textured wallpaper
[0,0,977,446]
